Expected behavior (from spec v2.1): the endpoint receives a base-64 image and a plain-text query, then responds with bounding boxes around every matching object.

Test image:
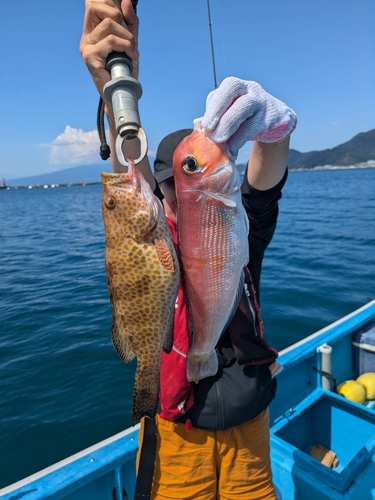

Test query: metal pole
[206,0,218,89]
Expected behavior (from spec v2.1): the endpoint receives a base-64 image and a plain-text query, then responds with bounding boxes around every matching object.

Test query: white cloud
[332,121,339,126]
[48,126,104,166]
[47,126,156,167]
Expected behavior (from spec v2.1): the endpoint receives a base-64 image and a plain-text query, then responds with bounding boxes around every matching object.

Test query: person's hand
[79,0,139,101]
[200,77,297,160]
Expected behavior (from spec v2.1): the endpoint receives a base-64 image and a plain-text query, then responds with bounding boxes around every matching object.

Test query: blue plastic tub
[352,322,375,377]
[273,391,375,492]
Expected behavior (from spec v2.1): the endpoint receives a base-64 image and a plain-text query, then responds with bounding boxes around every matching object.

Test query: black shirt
[155,167,288,430]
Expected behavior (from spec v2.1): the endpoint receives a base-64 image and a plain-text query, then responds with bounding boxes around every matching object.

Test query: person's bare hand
[80,0,139,101]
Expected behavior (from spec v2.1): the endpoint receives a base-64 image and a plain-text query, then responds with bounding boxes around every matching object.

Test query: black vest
[176,266,278,431]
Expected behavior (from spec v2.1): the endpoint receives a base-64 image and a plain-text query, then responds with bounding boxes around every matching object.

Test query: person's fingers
[121,0,139,38]
[82,1,126,37]
[84,18,137,60]
[202,77,250,132]
[209,93,261,143]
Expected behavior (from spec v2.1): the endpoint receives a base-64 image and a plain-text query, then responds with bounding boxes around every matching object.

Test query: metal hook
[115,128,148,167]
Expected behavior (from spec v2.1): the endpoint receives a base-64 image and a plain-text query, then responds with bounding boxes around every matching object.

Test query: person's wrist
[104,103,116,127]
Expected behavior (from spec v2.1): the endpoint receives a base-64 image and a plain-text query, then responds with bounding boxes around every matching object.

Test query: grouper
[101,160,180,425]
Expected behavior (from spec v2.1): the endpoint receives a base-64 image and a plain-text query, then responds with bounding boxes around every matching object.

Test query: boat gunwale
[0,425,140,497]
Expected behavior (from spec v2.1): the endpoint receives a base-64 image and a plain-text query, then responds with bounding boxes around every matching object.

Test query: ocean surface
[1,168,374,488]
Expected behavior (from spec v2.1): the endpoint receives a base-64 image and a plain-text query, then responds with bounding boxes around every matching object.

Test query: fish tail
[187,350,218,383]
[131,363,160,426]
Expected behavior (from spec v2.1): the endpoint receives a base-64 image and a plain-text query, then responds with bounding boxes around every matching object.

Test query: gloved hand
[200,77,297,160]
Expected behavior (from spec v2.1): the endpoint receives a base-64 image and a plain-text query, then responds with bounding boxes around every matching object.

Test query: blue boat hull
[1,300,375,500]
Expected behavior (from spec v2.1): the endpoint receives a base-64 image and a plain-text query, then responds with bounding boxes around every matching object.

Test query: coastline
[0,182,101,191]
[237,162,375,176]
[2,163,375,190]
[288,161,375,173]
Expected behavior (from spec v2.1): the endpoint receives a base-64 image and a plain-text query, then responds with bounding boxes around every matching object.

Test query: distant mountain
[6,129,374,186]
[288,128,375,170]
[7,157,156,187]
[7,163,107,187]
[233,129,375,174]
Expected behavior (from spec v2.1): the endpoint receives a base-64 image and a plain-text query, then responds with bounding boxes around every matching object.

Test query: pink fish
[173,129,249,382]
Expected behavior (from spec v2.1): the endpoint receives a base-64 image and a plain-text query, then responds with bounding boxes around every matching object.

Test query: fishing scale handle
[107,0,138,75]
[103,0,142,139]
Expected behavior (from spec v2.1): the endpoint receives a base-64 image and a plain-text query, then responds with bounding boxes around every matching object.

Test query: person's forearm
[247,138,290,191]
[106,103,156,190]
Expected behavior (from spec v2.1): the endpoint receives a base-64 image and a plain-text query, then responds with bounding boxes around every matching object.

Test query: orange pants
[137,409,277,500]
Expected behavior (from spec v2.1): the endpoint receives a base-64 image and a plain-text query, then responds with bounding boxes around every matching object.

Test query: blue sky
[0,0,374,180]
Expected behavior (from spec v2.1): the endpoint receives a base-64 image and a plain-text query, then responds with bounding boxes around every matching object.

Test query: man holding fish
[81,1,297,499]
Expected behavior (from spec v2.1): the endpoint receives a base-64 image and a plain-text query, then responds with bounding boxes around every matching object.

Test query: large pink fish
[173,129,249,382]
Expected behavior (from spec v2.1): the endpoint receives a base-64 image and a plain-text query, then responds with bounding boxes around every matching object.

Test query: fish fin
[155,238,175,271]
[204,192,237,207]
[187,350,219,383]
[220,269,246,337]
[132,362,160,425]
[243,207,250,235]
[111,316,135,363]
[162,321,174,354]
[183,188,237,207]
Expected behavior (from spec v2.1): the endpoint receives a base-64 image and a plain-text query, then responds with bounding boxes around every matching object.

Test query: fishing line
[213,0,228,80]
[206,0,218,89]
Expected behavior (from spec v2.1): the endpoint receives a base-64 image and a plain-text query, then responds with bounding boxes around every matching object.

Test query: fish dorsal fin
[111,313,135,363]
[155,238,175,271]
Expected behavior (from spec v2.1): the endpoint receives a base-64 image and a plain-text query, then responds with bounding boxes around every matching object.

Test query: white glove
[200,77,297,160]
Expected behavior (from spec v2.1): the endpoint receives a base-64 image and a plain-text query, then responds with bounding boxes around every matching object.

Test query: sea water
[0,168,374,488]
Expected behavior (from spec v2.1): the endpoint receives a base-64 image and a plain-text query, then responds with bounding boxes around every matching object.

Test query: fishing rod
[206,0,218,89]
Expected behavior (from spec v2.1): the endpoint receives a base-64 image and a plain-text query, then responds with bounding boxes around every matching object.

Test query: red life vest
[158,219,278,424]
[159,218,194,421]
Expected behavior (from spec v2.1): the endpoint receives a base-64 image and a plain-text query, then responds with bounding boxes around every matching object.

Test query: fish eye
[105,196,116,210]
[182,155,198,173]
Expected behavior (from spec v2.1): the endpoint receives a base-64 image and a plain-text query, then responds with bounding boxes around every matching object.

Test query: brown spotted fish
[101,161,180,425]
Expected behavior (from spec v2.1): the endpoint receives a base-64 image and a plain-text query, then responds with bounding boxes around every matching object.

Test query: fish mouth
[101,171,132,185]
[101,169,160,234]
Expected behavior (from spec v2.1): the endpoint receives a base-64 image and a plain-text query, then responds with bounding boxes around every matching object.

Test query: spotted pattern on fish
[101,164,180,425]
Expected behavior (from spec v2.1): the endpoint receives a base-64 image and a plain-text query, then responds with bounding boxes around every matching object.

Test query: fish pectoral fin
[220,269,246,336]
[111,316,135,363]
[183,189,237,207]
[202,191,237,208]
[162,323,174,354]
[155,238,175,271]
[243,207,250,235]
[187,351,219,383]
